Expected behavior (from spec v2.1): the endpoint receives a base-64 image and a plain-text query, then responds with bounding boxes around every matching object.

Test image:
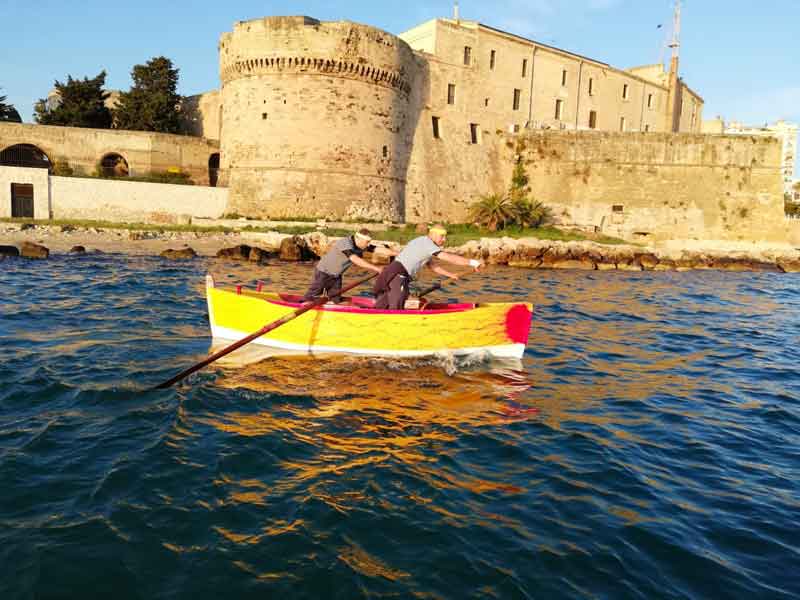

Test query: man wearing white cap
[373,224,484,310]
[302,228,394,303]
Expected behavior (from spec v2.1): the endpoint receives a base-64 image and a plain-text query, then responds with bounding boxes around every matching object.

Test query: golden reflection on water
[176,264,772,546]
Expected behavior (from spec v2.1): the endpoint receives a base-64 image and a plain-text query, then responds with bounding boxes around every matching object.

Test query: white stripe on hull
[210,325,526,359]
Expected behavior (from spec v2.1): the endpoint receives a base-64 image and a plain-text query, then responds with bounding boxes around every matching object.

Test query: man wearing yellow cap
[373,224,484,309]
[302,228,394,303]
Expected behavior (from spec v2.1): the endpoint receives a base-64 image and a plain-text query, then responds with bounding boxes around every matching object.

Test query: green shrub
[469,194,516,231]
[52,159,73,176]
[513,197,551,228]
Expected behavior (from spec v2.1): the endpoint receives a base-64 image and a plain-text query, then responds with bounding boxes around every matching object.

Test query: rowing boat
[205,275,533,359]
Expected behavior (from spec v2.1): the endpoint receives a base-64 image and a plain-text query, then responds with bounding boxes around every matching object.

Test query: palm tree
[469,194,516,231]
[0,91,22,122]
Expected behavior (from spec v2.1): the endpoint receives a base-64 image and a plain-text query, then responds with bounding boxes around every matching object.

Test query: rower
[302,228,398,303]
[373,224,484,310]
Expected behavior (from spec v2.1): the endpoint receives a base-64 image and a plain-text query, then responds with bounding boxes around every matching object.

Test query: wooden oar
[152,272,378,390]
[417,281,443,298]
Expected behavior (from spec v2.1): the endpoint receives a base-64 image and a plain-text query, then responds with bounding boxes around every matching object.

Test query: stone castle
[2,14,794,244]
[190,16,704,222]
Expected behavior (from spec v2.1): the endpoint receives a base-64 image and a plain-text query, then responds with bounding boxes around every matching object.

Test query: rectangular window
[561,69,568,86]
[464,46,472,66]
[447,83,456,105]
[484,98,489,107]
[622,83,629,100]
[513,88,521,111]
[555,99,564,120]
[644,124,650,132]
[522,59,528,77]
[432,116,440,138]
[647,93,653,109]
[10,183,34,218]
[588,78,594,95]
[470,123,479,144]
[612,204,624,213]
[619,116,626,131]
[490,50,496,70]
[513,124,520,133]
[588,110,597,129]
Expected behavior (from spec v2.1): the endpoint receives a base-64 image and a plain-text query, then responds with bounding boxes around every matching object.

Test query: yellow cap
[429,226,447,235]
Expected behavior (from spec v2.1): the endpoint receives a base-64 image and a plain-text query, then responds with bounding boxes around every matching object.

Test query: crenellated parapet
[220,56,411,95]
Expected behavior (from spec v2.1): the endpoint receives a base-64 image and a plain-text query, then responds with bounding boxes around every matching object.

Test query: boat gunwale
[233,289,480,315]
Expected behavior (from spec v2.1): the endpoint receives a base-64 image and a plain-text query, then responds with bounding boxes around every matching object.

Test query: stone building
[185,15,704,221]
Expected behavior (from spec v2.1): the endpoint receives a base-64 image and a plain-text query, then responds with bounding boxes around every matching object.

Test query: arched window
[209,153,220,187]
[0,144,52,171]
[100,153,129,178]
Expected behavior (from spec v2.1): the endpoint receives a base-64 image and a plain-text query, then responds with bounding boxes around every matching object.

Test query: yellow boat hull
[206,276,533,359]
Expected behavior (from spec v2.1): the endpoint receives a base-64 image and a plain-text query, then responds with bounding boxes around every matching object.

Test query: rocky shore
[2,223,800,273]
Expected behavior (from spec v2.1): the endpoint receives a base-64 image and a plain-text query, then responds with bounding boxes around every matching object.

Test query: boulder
[20,223,35,231]
[453,239,481,258]
[369,245,395,265]
[248,246,276,263]
[709,257,780,272]
[511,242,546,264]
[20,241,49,259]
[302,231,329,258]
[0,245,20,257]
[777,258,800,273]
[60,225,76,233]
[674,257,712,270]
[595,262,617,271]
[653,259,677,271]
[616,261,642,271]
[69,245,86,254]
[547,258,596,270]
[634,253,660,270]
[216,245,252,261]
[508,258,542,269]
[160,247,197,260]
[539,246,571,267]
[279,237,304,261]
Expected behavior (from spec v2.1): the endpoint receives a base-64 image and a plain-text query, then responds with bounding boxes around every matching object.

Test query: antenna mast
[668,0,681,61]
[454,1,460,22]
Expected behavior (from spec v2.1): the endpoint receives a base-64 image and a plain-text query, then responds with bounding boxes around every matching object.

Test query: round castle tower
[219,16,420,221]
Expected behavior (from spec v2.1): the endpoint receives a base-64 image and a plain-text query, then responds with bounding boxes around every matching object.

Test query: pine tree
[113,57,181,133]
[34,72,112,128]
[0,90,22,122]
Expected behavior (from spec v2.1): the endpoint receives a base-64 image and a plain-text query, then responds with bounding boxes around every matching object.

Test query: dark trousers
[373,261,410,310]
[302,269,343,302]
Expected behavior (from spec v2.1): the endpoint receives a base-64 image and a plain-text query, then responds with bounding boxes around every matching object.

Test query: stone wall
[0,166,228,224]
[218,16,423,221]
[406,130,788,243]
[0,122,220,185]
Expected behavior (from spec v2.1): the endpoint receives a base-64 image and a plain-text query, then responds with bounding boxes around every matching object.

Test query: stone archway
[0,143,52,172]
[208,153,220,187]
[99,153,129,178]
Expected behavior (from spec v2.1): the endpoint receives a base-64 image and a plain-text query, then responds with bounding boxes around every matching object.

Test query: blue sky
[1,0,798,172]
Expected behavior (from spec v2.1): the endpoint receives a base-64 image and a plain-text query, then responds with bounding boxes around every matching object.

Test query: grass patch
[0,218,628,246]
